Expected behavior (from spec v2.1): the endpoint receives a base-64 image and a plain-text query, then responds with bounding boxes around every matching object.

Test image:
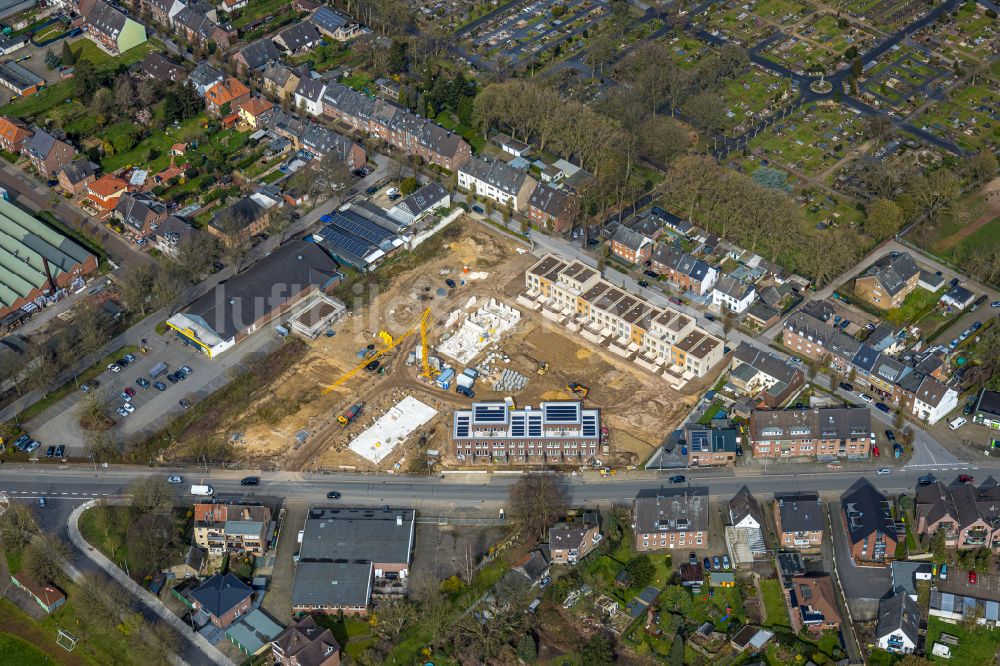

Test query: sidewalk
[67,500,235,666]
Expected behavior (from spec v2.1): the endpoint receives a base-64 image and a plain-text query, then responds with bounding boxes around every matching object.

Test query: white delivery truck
[190,484,214,496]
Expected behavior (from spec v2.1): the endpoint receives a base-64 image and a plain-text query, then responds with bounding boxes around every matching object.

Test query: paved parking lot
[828,499,891,610]
[24,326,282,457]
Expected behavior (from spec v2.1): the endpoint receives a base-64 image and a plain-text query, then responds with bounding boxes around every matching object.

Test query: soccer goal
[56,628,79,652]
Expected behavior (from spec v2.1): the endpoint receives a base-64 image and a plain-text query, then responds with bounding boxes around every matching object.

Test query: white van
[385,187,399,198]
[949,417,967,431]
[190,484,214,496]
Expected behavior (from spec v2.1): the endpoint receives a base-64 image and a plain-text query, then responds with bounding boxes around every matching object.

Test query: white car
[877,468,891,475]
[167,475,183,484]
[120,391,132,402]
[108,363,122,373]
[859,393,874,404]
[122,403,135,414]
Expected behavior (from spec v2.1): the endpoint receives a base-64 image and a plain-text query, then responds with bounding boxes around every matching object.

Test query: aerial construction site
[232,222,708,472]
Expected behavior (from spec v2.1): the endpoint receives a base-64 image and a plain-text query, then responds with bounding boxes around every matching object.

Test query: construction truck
[338,403,363,426]
[537,362,548,376]
[567,382,590,399]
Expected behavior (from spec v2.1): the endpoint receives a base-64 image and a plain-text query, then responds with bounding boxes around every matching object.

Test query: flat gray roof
[299,507,415,564]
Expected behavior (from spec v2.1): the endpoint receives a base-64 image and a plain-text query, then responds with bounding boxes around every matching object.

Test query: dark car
[388,192,401,201]
[471,204,485,214]
[637,279,649,288]
[885,429,896,442]
[959,474,974,484]
[963,401,975,416]
[327,491,341,499]
[456,385,475,398]
[643,270,657,279]
[352,169,366,178]
[703,556,711,570]
[117,356,130,367]
[364,360,380,372]
[445,278,457,288]
[668,475,686,484]
[365,185,379,195]
[839,382,853,392]
[240,476,260,486]
[153,381,167,391]
[45,446,55,458]
[918,474,936,486]
[291,211,301,220]
[875,402,891,413]
[136,377,150,389]
[211,261,225,273]
[166,373,179,383]
[179,399,191,410]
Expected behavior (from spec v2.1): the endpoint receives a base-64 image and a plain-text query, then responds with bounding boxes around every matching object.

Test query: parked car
[959,474,974,484]
[167,475,184,484]
[859,393,874,404]
[638,279,649,287]
[873,445,880,457]
[992,301,1000,309]
[877,468,891,475]
[80,383,91,393]
[55,445,64,458]
[45,446,55,458]
[539,576,552,589]
[445,278,457,288]
[179,399,191,410]
[153,381,167,391]
[120,391,132,402]
[123,354,136,363]
[643,270,657,278]
[365,185,379,195]
[211,262,225,273]
[122,403,134,414]
[703,557,711,570]
[136,377,150,388]
[108,363,121,373]
[668,475,686,484]
[166,373,179,384]
[918,474,936,486]
[179,365,193,376]
[326,491,341,499]
[117,407,129,418]
[970,571,978,585]
[875,402,891,413]
[885,430,896,442]
[722,554,730,569]
[712,556,721,570]
[117,357,130,367]
[839,382,853,392]
[472,204,485,214]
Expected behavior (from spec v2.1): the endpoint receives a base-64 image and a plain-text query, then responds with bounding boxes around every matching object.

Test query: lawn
[884,286,946,327]
[100,113,210,173]
[78,504,190,583]
[231,0,293,28]
[697,400,727,425]
[749,103,868,177]
[313,616,376,659]
[760,578,791,628]
[434,110,485,153]
[0,633,56,665]
[926,616,1000,662]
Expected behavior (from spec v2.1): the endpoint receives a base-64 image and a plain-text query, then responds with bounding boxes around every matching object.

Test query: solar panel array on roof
[689,430,709,452]
[455,414,470,437]
[528,413,542,437]
[326,211,395,248]
[315,226,374,260]
[544,402,580,423]
[473,404,507,424]
[582,413,597,437]
[511,413,525,437]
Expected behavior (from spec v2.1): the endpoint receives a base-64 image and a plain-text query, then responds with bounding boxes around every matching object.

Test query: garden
[925,616,1000,663]
[748,103,868,178]
[917,82,1000,153]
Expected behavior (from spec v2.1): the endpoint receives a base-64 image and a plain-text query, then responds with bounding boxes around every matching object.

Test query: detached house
[457,157,536,212]
[311,6,361,40]
[136,52,186,82]
[610,226,652,265]
[238,96,274,129]
[188,573,254,628]
[86,174,129,213]
[79,0,147,54]
[790,573,841,632]
[728,486,767,561]
[205,77,250,117]
[549,515,601,565]
[23,129,75,178]
[528,182,575,234]
[841,479,898,565]
[712,274,756,313]
[876,590,920,654]
[633,488,709,553]
[773,491,824,550]
[57,159,97,195]
[271,616,341,666]
[235,38,282,73]
[274,21,322,54]
[854,252,920,310]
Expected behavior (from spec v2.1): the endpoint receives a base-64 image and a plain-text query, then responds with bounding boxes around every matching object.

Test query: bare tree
[508,476,568,539]
[24,533,68,584]
[127,477,174,517]
[78,388,116,430]
[0,500,38,554]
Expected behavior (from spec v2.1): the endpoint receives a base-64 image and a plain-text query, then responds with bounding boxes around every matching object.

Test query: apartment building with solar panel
[452,401,602,464]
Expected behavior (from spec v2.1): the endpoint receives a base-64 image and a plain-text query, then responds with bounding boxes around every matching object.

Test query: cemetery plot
[913,2,999,64]
[860,44,950,115]
[697,0,789,45]
[837,0,932,31]
[915,83,1000,153]
[762,15,878,74]
[747,103,869,177]
[720,66,794,135]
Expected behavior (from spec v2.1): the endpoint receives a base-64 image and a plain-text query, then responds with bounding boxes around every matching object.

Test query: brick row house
[452,401,600,465]
[748,406,873,460]
[915,480,1000,551]
[650,247,718,296]
[784,307,958,424]
[78,0,147,54]
[457,157,537,212]
[522,255,724,377]
[528,182,577,234]
[842,480,898,565]
[774,491,825,551]
[610,226,652,264]
[729,342,804,408]
[321,82,471,171]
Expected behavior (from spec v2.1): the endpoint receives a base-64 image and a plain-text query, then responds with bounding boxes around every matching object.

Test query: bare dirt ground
[227,221,704,471]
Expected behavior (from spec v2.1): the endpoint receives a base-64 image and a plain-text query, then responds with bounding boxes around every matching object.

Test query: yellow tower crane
[323,307,437,393]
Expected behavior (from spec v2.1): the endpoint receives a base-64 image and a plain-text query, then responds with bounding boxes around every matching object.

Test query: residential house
[387,182,450,226]
[300,123,365,169]
[235,38,282,72]
[292,508,415,615]
[712,274,756,313]
[745,302,780,329]
[650,248,718,296]
[238,96,274,129]
[322,82,472,171]
[225,608,284,657]
[841,479,898,565]
[193,503,272,556]
[728,486,767,561]
[633,488,709,552]
[274,21,322,54]
[22,129,75,178]
[915,480,1000,551]
[270,615,341,666]
[549,516,601,565]
[941,285,976,310]
[135,52,184,84]
[171,6,235,51]
[188,61,224,95]
[457,157,536,212]
[10,572,65,613]
[782,310,862,371]
[259,62,301,102]
[165,545,207,578]
[189,573,254,628]
[207,196,270,244]
[773,491,824,550]
[625,212,666,240]
[113,191,167,236]
[854,252,920,310]
[749,406,872,460]
[875,590,920,654]
[293,77,327,117]
[79,0,147,54]
[0,115,31,153]
[728,342,804,408]
[973,389,1000,429]
[205,77,250,117]
[683,425,739,467]
[790,573,841,632]
[86,174,129,213]
[452,401,600,465]
[528,182,576,234]
[219,0,248,11]
[57,159,97,195]
[311,7,360,41]
[610,226,652,264]
[153,215,194,257]
[890,561,932,600]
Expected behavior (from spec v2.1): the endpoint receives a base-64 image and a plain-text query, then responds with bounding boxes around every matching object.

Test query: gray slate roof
[395,182,448,217]
[875,589,920,646]
[862,252,919,297]
[190,573,253,618]
[298,507,414,563]
[774,491,824,533]
[292,561,371,608]
[239,38,281,70]
[634,488,709,534]
[459,157,527,196]
[841,479,897,545]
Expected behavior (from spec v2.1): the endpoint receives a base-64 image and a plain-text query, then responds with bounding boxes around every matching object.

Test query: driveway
[828,499,891,619]
[260,500,306,620]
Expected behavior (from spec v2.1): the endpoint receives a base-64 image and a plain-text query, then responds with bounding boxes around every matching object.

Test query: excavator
[567,382,590,399]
